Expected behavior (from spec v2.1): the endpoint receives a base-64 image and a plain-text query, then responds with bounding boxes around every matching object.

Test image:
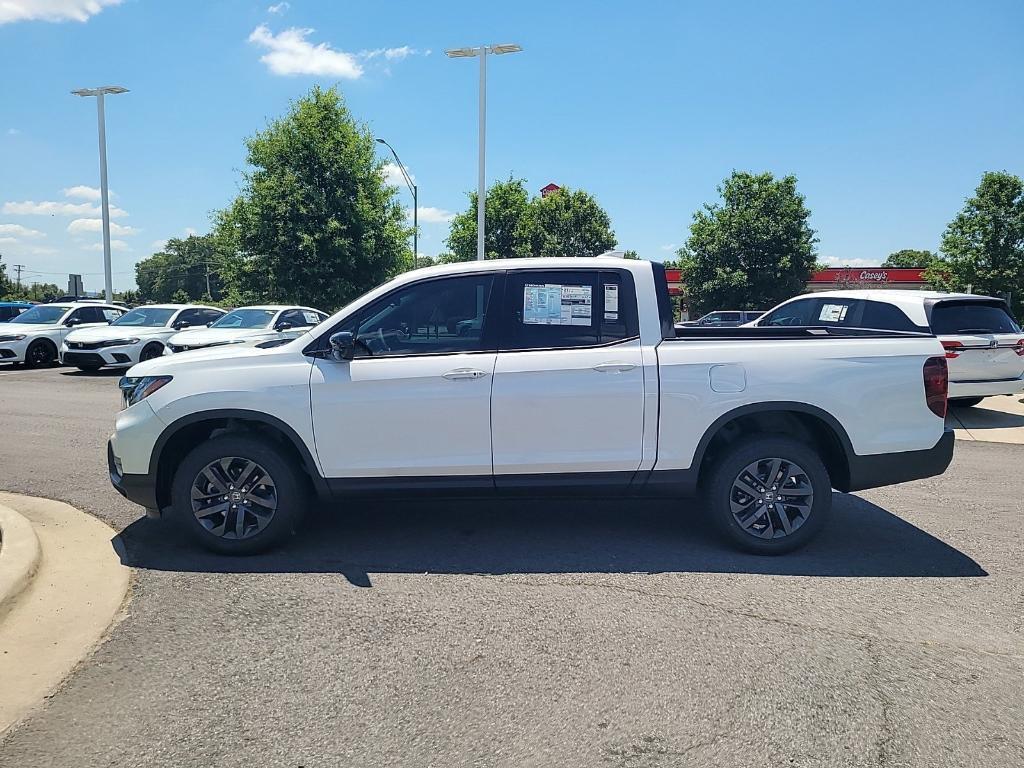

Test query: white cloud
[248,24,364,78]
[410,206,454,224]
[361,46,419,62]
[150,239,167,251]
[0,223,45,239]
[0,237,16,244]
[0,0,122,25]
[67,218,139,236]
[822,255,876,267]
[184,227,198,236]
[659,243,677,252]
[62,184,106,201]
[267,1,289,13]
[7,128,19,135]
[382,162,415,187]
[84,239,129,252]
[2,199,128,218]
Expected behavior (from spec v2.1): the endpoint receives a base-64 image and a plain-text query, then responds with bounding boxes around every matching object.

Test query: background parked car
[752,290,1024,407]
[677,310,764,328]
[166,305,328,353]
[60,304,225,371]
[0,301,34,322]
[0,302,125,367]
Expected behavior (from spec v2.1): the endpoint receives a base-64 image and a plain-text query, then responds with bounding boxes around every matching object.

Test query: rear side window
[861,301,923,332]
[500,269,638,351]
[931,302,1021,334]
[760,299,818,326]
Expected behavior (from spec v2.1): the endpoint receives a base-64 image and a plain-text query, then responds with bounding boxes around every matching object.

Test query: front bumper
[108,440,159,515]
[948,376,1024,399]
[845,429,955,492]
[61,342,140,368]
[0,337,30,362]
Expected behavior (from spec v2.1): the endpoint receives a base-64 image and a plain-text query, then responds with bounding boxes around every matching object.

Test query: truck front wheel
[704,435,831,555]
[170,434,307,554]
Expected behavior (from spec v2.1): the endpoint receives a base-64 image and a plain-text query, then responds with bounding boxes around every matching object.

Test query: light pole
[376,137,417,270]
[445,44,522,261]
[72,85,128,302]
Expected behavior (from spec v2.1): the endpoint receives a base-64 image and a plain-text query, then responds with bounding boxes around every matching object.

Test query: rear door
[490,268,646,481]
[930,300,1024,382]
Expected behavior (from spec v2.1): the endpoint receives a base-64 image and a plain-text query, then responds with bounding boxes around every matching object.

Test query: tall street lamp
[376,137,417,270]
[72,85,128,302]
[445,44,522,261]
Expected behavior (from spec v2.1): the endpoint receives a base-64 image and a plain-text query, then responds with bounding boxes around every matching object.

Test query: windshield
[112,307,176,327]
[931,302,1021,335]
[10,305,71,324]
[212,308,276,329]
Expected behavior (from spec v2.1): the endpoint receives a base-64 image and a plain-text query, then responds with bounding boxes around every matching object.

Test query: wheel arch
[692,402,854,492]
[150,409,326,511]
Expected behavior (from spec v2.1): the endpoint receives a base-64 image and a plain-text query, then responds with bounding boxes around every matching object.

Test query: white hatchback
[752,289,1024,406]
[165,305,327,354]
[61,304,225,371]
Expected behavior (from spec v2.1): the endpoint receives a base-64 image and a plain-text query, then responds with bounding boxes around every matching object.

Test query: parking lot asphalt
[1,364,1023,768]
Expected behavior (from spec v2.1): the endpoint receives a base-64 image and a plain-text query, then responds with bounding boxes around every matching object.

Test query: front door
[310,272,499,479]
[490,269,646,482]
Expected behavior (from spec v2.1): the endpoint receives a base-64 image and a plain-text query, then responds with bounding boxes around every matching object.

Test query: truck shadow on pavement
[115,492,987,586]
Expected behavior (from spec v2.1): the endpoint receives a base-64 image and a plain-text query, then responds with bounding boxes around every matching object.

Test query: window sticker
[819,303,849,323]
[302,311,321,325]
[523,283,592,326]
[604,284,619,313]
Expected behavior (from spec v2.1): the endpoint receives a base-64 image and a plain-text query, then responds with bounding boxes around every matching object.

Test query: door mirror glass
[65,317,81,327]
[329,331,355,361]
[275,321,293,331]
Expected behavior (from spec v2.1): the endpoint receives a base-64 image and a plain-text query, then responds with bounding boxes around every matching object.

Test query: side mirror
[173,321,190,330]
[275,321,293,332]
[65,318,81,327]
[329,331,355,361]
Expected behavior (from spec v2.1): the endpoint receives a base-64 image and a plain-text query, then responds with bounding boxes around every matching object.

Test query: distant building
[540,183,561,197]
[806,267,929,292]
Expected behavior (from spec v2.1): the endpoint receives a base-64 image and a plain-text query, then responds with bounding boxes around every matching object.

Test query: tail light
[923,356,948,418]
[941,340,964,359]
[1015,339,1024,357]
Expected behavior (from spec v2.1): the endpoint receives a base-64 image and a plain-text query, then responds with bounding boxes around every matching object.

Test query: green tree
[925,171,1024,315]
[516,186,616,258]
[216,86,409,310]
[623,249,639,260]
[883,249,938,268]
[0,257,12,298]
[445,178,530,262]
[135,233,234,303]
[680,171,818,314]
[171,288,190,304]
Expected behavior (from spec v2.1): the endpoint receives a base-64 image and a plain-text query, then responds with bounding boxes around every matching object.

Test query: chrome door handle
[442,368,488,380]
[592,362,637,373]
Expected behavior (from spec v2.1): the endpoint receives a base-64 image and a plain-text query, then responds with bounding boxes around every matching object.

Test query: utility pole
[14,264,24,289]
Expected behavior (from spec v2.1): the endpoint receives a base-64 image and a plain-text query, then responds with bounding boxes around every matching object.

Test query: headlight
[118,375,172,408]
[98,338,140,347]
[0,334,27,343]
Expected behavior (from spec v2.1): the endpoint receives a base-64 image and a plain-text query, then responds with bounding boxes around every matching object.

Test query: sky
[1,0,1022,292]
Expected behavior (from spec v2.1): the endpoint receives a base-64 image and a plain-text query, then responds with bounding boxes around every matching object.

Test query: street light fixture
[445,44,522,260]
[72,85,128,302]
[376,137,418,270]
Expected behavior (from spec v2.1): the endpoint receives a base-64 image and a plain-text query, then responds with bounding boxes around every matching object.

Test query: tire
[170,434,307,555]
[704,435,832,555]
[24,339,57,368]
[139,342,164,362]
[950,397,984,408]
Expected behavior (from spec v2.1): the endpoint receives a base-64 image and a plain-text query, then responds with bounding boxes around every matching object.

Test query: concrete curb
[0,503,42,622]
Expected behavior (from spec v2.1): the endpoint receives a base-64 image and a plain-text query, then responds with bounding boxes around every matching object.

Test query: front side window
[113,307,176,327]
[11,305,72,325]
[345,274,496,357]
[501,270,638,351]
[760,299,817,327]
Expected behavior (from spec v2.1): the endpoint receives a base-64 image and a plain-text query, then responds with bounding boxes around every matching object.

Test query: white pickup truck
[108,258,954,555]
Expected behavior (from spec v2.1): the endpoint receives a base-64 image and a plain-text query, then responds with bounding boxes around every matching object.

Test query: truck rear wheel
[704,435,831,555]
[170,434,306,555]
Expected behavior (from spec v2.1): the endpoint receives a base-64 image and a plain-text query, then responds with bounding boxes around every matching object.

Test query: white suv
[61,304,225,371]
[0,302,125,367]
[753,290,1024,406]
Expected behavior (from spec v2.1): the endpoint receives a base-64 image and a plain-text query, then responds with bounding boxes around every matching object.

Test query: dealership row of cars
[0,301,328,371]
